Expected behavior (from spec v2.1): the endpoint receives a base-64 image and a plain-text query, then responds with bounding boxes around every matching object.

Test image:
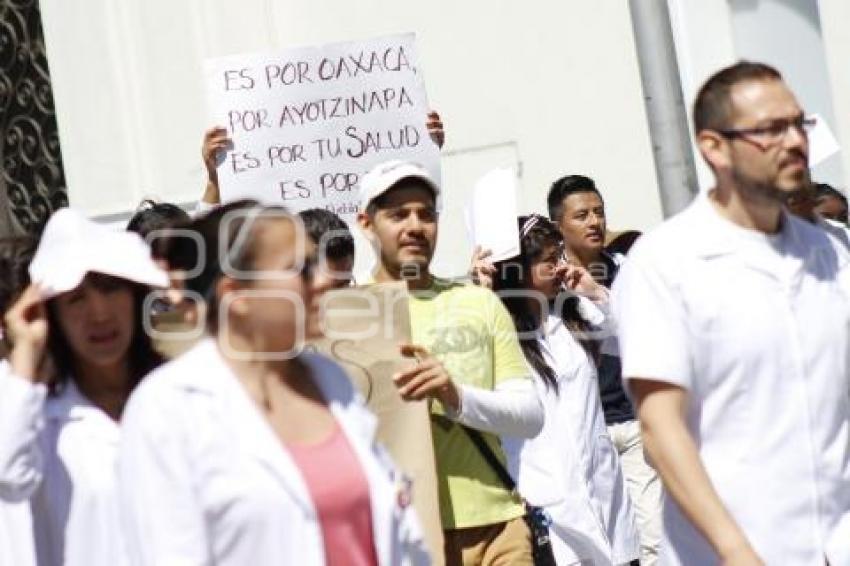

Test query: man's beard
[731,166,809,206]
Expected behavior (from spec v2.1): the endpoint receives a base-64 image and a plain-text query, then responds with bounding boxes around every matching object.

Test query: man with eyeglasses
[612,61,850,565]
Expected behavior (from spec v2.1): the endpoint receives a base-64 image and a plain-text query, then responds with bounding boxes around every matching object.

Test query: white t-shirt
[612,194,850,565]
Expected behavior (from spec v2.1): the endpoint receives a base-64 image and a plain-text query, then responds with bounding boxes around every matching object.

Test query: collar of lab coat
[43,378,121,443]
[167,339,392,546]
[535,314,561,368]
[173,338,378,439]
[542,311,564,337]
[539,302,603,337]
[685,193,847,281]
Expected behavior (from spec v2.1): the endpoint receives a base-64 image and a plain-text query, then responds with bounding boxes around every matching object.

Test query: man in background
[298,208,356,293]
[813,182,848,224]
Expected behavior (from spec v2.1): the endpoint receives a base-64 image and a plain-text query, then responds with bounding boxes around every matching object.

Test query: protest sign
[310,282,444,565]
[204,34,440,218]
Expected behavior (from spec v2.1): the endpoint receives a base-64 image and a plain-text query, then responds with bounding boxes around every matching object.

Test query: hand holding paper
[469,245,496,288]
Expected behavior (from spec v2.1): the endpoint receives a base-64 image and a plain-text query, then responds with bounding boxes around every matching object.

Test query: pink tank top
[286,422,379,566]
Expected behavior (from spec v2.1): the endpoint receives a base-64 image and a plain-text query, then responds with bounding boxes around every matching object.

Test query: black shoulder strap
[458,425,516,492]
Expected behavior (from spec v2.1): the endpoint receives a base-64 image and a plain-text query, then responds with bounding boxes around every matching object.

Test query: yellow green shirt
[408,278,530,529]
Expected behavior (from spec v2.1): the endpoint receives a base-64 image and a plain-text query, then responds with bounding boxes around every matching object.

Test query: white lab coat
[118,338,429,566]
[503,311,639,566]
[0,501,35,566]
[0,362,36,566]
[0,362,128,566]
[613,194,850,565]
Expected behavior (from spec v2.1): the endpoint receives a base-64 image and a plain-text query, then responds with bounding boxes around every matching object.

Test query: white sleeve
[118,385,209,566]
[450,378,543,438]
[611,251,693,390]
[0,366,46,502]
[575,291,612,328]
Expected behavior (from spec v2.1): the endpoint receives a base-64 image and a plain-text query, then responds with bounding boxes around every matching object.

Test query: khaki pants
[609,419,663,566]
[444,516,533,566]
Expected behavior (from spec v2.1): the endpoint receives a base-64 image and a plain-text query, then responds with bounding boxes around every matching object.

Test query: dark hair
[814,183,847,206]
[127,200,192,262]
[547,175,602,222]
[164,200,297,333]
[491,215,596,393]
[0,236,37,315]
[298,208,354,260]
[605,230,642,257]
[365,177,437,218]
[693,61,783,134]
[46,274,163,395]
[165,199,256,299]
[813,183,849,223]
[127,200,191,239]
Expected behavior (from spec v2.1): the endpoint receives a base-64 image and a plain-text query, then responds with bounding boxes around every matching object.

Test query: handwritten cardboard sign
[310,282,444,565]
[204,33,441,219]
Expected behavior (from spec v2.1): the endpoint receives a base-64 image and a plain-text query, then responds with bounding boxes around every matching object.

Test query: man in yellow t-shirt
[357,160,543,566]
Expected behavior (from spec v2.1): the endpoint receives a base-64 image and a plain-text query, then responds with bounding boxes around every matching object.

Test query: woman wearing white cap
[0,208,169,566]
[117,201,429,566]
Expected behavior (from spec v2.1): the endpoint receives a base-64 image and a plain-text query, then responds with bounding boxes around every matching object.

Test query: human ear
[697,130,730,171]
[357,212,377,244]
[216,276,250,317]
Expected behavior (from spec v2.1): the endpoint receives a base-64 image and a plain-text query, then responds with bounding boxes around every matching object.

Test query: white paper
[466,168,519,262]
[808,113,841,167]
[204,33,440,220]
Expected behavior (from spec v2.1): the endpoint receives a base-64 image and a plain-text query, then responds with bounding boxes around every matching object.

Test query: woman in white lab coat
[0,236,38,566]
[0,208,170,566]
[492,215,639,566]
[117,201,429,566]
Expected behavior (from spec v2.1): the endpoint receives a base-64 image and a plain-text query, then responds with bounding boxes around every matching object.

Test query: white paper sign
[204,33,440,218]
[466,168,520,262]
[809,113,841,168]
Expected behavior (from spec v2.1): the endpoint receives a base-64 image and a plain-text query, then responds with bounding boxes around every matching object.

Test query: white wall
[729,0,844,186]
[818,0,850,192]
[668,0,848,191]
[666,0,737,191]
[40,0,662,277]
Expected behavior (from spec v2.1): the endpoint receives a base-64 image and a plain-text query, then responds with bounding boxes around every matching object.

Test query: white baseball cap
[359,160,440,211]
[29,208,169,299]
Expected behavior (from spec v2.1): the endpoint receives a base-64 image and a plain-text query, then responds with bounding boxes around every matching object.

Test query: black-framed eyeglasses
[718,114,817,144]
